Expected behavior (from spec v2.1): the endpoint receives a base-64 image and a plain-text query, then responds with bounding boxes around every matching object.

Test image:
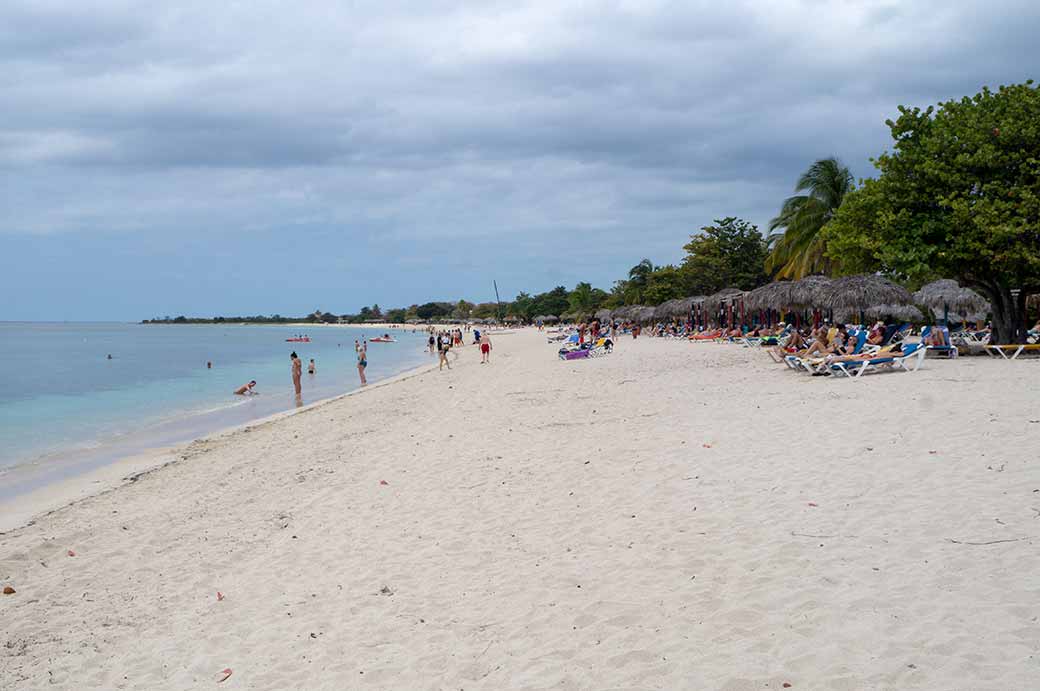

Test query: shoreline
[0,353,448,534]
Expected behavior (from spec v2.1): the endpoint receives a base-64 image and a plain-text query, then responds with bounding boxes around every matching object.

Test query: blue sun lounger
[921,325,957,358]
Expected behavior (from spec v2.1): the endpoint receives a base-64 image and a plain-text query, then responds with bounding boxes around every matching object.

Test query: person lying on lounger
[868,321,886,345]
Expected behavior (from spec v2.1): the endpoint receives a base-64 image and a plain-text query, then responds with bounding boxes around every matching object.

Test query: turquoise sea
[0,322,432,499]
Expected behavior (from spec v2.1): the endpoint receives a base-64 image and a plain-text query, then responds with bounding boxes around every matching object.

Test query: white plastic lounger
[984,344,1040,360]
[829,343,927,378]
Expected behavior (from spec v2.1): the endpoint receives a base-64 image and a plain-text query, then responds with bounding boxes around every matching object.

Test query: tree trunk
[968,279,1026,345]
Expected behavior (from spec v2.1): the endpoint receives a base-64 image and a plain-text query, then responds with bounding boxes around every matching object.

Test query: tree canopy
[681,217,769,295]
[824,81,1040,343]
[766,157,854,279]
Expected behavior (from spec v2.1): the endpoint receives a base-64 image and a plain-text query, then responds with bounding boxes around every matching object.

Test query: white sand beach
[2,329,1038,690]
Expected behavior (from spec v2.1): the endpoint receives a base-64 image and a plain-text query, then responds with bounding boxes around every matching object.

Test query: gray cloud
[1,0,1037,317]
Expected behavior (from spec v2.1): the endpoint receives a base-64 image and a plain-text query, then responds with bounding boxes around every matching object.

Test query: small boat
[370,336,395,343]
[286,337,311,342]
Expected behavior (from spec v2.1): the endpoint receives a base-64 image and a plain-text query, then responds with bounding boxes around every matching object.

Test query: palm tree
[766,157,854,279]
[627,259,655,303]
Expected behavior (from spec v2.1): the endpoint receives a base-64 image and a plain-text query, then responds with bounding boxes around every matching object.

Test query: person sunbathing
[797,331,834,359]
[867,321,886,345]
[766,328,806,361]
[924,327,948,346]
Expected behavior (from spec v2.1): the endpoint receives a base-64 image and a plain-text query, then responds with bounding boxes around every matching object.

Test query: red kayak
[286,338,311,342]
[370,337,395,343]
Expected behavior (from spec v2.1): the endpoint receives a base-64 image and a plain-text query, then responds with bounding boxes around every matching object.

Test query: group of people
[233,344,366,400]
[426,326,494,370]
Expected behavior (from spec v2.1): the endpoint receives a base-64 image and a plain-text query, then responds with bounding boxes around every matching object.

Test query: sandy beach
[2,329,1038,690]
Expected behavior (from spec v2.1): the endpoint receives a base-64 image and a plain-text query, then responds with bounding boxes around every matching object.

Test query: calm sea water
[0,322,432,497]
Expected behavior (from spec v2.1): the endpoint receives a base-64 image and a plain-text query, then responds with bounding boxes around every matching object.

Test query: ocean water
[0,322,433,498]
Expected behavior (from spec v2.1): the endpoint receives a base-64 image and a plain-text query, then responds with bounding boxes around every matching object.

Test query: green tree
[472,302,499,319]
[681,217,768,294]
[530,286,570,317]
[386,308,407,323]
[765,157,854,279]
[452,300,475,320]
[511,292,535,321]
[626,259,655,302]
[823,81,1040,344]
[643,265,686,304]
[567,282,607,316]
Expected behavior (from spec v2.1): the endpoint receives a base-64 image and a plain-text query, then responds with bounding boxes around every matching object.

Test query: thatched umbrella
[837,303,925,324]
[653,299,680,320]
[636,306,657,323]
[816,274,911,312]
[744,282,790,311]
[544,314,559,323]
[913,279,990,322]
[702,288,745,315]
[594,308,612,322]
[614,305,643,321]
[784,275,833,309]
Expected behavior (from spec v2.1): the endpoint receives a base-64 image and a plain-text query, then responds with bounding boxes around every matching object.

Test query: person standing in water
[357,342,368,385]
[291,351,302,395]
[479,332,492,364]
[308,358,316,375]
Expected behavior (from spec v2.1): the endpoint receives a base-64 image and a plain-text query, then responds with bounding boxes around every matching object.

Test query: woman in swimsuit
[357,345,367,385]
[308,359,316,375]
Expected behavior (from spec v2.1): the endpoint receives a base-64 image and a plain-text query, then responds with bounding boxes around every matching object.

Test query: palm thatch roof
[653,298,682,320]
[636,306,658,323]
[612,305,642,320]
[837,303,925,323]
[594,308,612,322]
[744,282,792,311]
[702,288,745,314]
[784,275,833,309]
[913,279,990,315]
[816,274,911,312]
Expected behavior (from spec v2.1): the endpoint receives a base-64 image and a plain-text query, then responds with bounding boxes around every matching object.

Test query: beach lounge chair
[558,337,612,360]
[921,326,958,358]
[828,342,927,378]
[983,343,1040,360]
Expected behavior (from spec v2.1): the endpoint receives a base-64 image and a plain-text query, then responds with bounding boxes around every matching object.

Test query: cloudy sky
[2,0,1036,320]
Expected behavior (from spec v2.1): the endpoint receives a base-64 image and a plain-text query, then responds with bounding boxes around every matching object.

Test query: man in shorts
[479,332,492,364]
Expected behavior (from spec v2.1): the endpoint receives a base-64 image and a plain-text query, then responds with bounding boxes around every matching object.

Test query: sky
[1,0,1037,321]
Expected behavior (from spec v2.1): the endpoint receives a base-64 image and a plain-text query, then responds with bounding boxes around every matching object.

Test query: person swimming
[234,380,257,395]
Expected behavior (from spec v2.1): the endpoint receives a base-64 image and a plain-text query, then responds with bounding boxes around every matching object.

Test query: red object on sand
[67,550,76,557]
[702,443,712,448]
[217,668,233,683]
[807,503,818,507]
[217,591,225,601]
[379,480,389,486]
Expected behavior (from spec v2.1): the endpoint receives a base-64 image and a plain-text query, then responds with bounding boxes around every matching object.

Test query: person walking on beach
[308,358,316,375]
[291,351,302,395]
[357,342,368,385]
[428,334,436,353]
[479,332,492,364]
[438,333,451,370]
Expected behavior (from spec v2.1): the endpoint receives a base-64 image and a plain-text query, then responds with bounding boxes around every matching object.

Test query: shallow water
[0,322,433,498]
